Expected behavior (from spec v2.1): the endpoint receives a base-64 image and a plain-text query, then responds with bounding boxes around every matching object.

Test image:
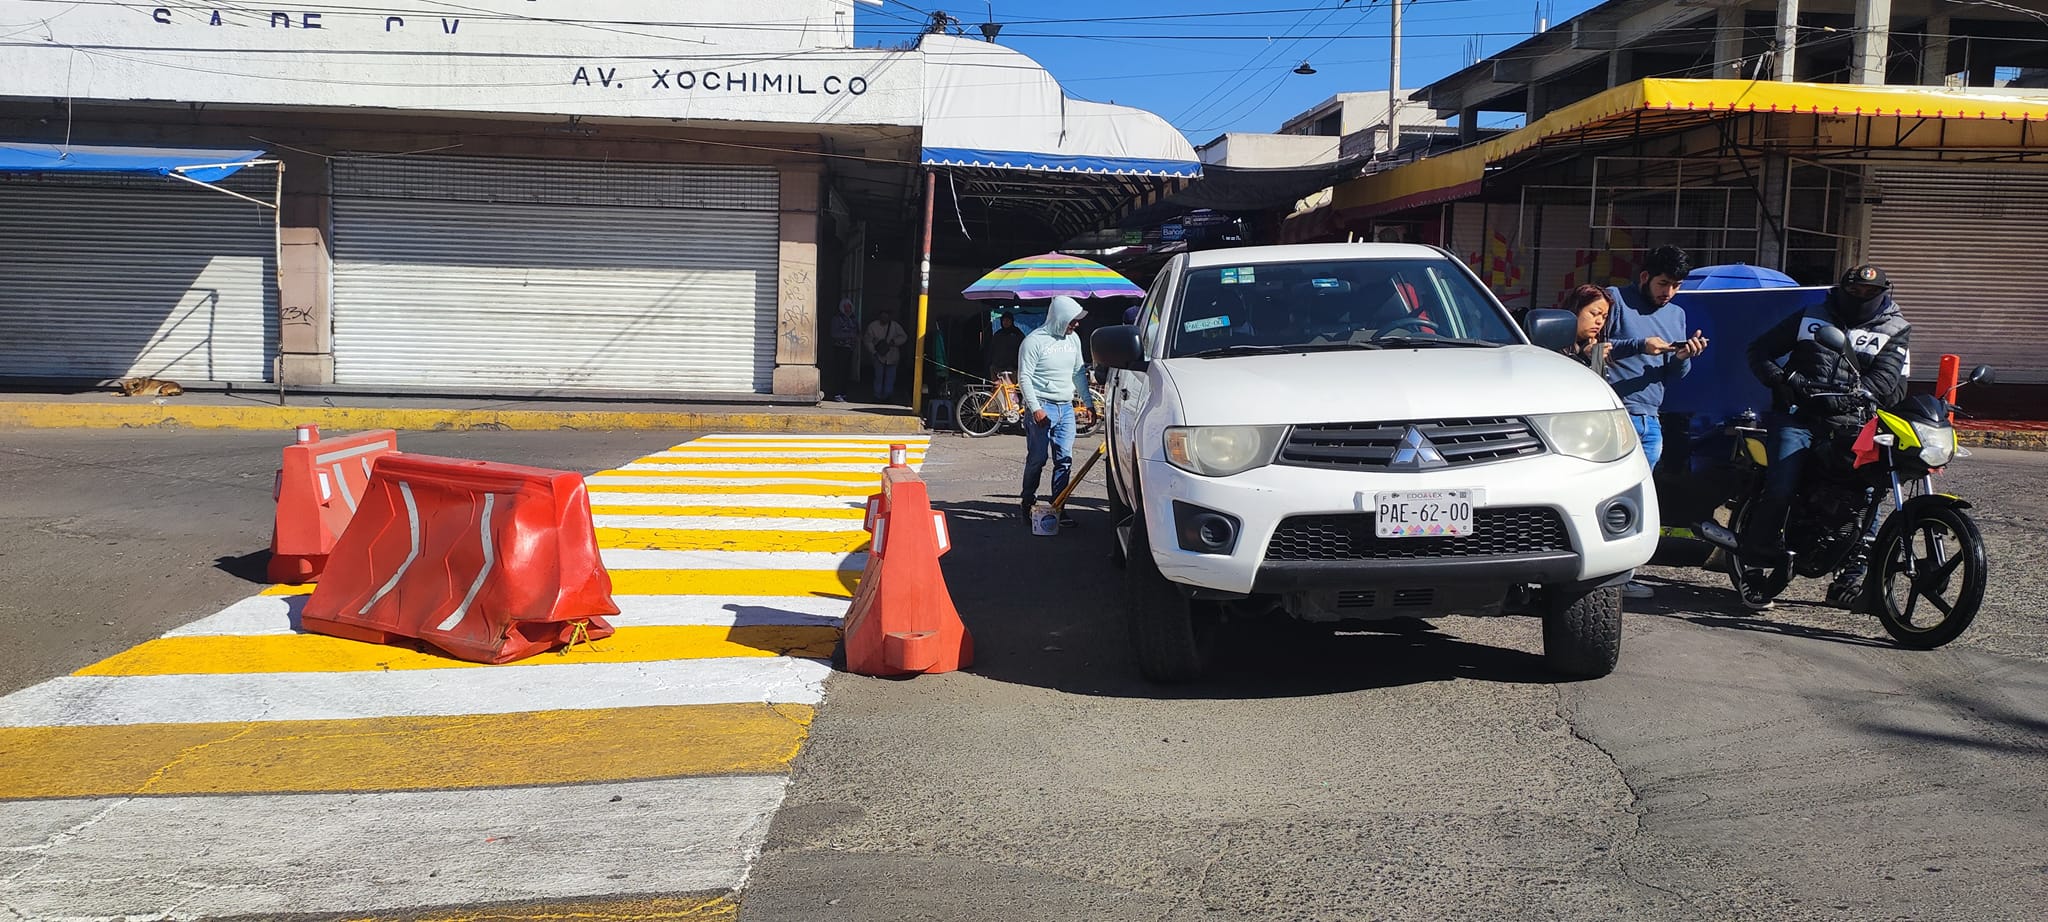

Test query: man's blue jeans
[1631,413,1664,469]
[1023,402,1076,505]
[1763,414,1815,501]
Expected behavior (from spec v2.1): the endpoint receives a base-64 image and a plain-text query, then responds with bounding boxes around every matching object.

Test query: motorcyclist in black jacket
[1740,264,1913,607]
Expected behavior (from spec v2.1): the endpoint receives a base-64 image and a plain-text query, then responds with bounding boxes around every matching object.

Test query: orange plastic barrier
[1936,353,1961,422]
[840,452,973,676]
[268,425,400,584]
[300,453,619,664]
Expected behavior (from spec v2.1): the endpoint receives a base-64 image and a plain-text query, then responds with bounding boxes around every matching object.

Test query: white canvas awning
[918,34,1199,179]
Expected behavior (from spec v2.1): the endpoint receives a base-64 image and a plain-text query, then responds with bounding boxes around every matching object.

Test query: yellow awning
[1335,78,2048,219]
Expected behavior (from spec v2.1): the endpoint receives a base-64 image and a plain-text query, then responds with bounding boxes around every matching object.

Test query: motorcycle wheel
[1724,499,1793,610]
[1871,504,1986,649]
[954,390,1002,438]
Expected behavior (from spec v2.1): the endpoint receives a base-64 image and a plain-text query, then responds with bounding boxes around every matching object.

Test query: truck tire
[1541,585,1622,678]
[1126,515,1218,683]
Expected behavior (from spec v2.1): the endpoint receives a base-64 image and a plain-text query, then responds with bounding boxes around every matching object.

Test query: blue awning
[921,147,1200,179]
[0,142,269,183]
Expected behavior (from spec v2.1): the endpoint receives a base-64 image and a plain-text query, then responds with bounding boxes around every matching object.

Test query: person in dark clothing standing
[986,312,1025,382]
[828,298,861,402]
[1603,245,1709,600]
[1740,263,1912,607]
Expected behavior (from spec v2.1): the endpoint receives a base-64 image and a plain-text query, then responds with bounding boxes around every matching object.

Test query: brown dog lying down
[117,377,185,397]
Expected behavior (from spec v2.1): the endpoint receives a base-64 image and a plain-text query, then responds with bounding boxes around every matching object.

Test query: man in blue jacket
[1018,296,1090,526]
[1604,245,1710,599]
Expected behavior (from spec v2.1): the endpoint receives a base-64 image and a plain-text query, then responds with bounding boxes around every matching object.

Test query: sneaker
[1621,580,1654,600]
[1019,499,1035,520]
[832,394,848,402]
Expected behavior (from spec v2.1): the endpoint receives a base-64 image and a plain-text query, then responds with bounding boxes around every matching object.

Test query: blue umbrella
[1685,263,1798,291]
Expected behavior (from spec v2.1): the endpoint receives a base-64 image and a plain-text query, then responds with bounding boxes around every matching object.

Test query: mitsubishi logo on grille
[1389,426,1447,469]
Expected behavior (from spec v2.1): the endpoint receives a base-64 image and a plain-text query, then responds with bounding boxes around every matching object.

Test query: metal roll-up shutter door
[0,173,276,383]
[331,155,779,394]
[1868,167,2048,384]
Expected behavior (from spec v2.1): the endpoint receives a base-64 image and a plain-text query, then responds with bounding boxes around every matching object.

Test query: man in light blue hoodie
[1018,296,1090,525]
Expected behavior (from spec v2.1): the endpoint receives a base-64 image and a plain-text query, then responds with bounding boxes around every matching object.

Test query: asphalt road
[1,429,2040,920]
[0,428,686,695]
[742,436,2047,922]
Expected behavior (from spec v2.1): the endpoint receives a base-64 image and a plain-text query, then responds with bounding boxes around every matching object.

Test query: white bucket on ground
[1030,502,1059,536]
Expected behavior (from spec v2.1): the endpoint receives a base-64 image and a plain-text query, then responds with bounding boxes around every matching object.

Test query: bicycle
[953,372,1104,438]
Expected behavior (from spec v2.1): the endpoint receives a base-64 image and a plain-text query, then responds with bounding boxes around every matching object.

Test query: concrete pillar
[1776,0,1801,82]
[1755,153,1790,271]
[1920,11,1952,85]
[1715,4,1747,79]
[1851,0,1894,85]
[275,151,333,385]
[1525,83,1548,121]
[1607,50,1633,87]
[1458,106,1480,144]
[772,164,823,400]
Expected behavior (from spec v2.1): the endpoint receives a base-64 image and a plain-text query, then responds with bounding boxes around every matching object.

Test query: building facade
[0,2,1193,401]
[1345,0,2048,385]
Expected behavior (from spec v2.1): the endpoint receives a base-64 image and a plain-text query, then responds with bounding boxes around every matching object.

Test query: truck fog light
[1173,502,1240,554]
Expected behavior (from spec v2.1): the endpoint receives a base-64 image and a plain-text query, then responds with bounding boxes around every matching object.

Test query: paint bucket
[1030,502,1059,536]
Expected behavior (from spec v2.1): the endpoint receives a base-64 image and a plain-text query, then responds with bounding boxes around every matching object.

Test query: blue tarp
[0,143,268,183]
[1663,285,1831,434]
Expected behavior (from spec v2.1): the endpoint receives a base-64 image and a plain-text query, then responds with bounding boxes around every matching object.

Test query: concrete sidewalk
[1959,419,2048,452]
[0,390,925,434]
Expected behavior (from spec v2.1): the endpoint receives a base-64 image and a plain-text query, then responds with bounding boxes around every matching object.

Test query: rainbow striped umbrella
[961,252,1145,301]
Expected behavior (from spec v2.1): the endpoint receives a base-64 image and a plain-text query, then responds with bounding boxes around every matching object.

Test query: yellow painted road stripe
[691,436,929,445]
[637,454,923,465]
[0,703,813,800]
[611,568,858,598]
[586,482,872,496]
[595,528,869,553]
[77,625,839,676]
[595,470,881,482]
[589,504,867,519]
[337,895,739,921]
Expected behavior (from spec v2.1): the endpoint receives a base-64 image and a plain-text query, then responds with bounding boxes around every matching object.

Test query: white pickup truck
[1092,243,1658,682]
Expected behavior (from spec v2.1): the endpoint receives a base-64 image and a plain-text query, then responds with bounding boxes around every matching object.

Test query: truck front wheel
[1541,584,1623,678]
[1126,515,1219,683]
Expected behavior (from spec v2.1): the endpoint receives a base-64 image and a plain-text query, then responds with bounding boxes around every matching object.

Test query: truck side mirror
[1090,324,1148,372]
[1522,309,1577,354]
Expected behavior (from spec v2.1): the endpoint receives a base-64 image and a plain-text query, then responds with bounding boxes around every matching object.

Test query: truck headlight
[1912,421,1956,467]
[1531,409,1636,463]
[1164,426,1287,477]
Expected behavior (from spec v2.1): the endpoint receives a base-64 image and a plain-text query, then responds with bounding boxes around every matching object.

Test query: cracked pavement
[739,436,2048,921]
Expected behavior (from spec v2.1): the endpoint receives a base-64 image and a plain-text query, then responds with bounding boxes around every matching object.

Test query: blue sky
[856,0,1603,142]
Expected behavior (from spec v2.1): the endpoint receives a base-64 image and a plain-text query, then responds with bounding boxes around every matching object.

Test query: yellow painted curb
[0,401,926,435]
[0,703,813,799]
[334,895,740,922]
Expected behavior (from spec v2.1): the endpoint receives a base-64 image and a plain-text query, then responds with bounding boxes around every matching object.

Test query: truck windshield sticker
[1184,315,1231,333]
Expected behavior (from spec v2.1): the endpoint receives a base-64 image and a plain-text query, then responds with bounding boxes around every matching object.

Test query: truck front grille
[1278,417,1545,471]
[1265,507,1571,562]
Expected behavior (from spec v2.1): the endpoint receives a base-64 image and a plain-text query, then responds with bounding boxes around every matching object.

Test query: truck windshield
[1167,257,1519,358]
